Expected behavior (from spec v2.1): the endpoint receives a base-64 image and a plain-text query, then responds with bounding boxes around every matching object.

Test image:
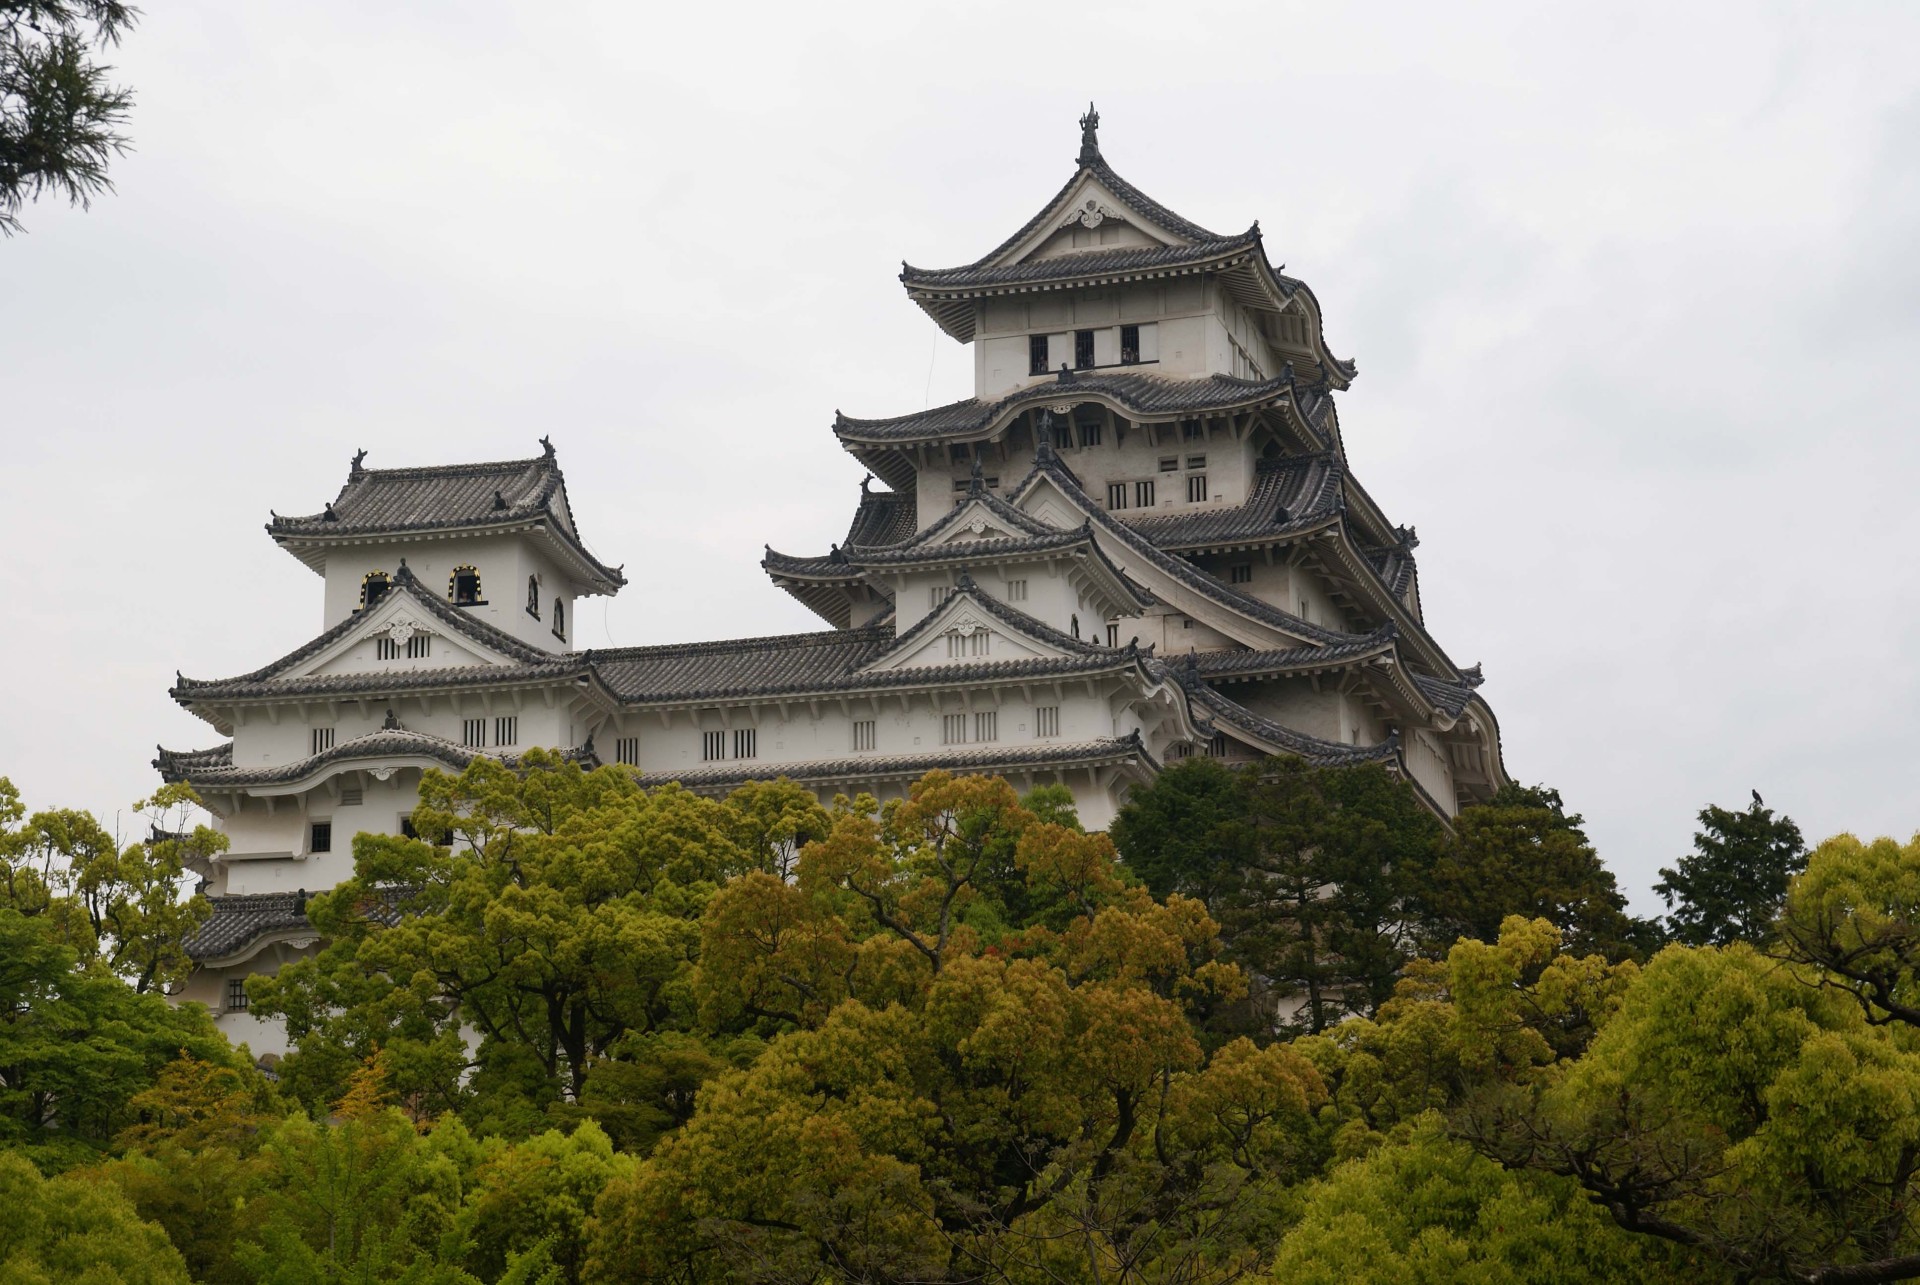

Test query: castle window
[1005,579,1027,602]
[1170,742,1193,759]
[852,720,876,752]
[1299,598,1311,622]
[359,571,391,611]
[931,585,954,610]
[1106,622,1119,647]
[1120,325,1141,364]
[947,631,989,659]
[733,728,757,759]
[1159,457,1178,472]
[1034,705,1059,739]
[450,566,483,606]
[941,713,967,745]
[494,715,517,746]
[526,576,540,619]
[227,979,248,1012]
[615,736,640,766]
[952,476,999,492]
[311,727,335,755]
[974,711,998,742]
[1077,420,1101,449]
[375,637,400,660]
[462,718,486,748]
[340,786,363,807]
[1205,733,1228,758]
[553,600,566,642]
[1187,454,1207,470]
[309,821,332,854]
[1074,329,1095,369]
[1230,564,1252,584]
[949,443,972,465]
[1187,474,1208,503]
[1106,483,1128,511]
[405,634,431,659]
[702,730,725,761]
[1071,614,1081,639]
[1135,479,1155,508]
[1182,421,1204,442]
[400,814,419,839]
[1029,334,1049,376]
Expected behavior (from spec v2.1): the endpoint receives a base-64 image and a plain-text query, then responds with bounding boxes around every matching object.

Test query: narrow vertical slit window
[1136,479,1156,507]
[733,728,757,759]
[701,730,725,761]
[1034,706,1060,738]
[1106,622,1119,647]
[311,727,335,755]
[1029,334,1049,376]
[1187,474,1208,503]
[463,718,486,748]
[974,711,998,742]
[526,576,540,619]
[494,715,517,746]
[1106,482,1128,510]
[552,600,566,641]
[615,736,640,766]
[1120,324,1140,364]
[1074,329,1095,369]
[852,720,876,752]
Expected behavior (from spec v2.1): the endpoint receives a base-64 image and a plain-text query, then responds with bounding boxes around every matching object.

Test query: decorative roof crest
[540,435,555,458]
[350,448,368,475]
[1077,102,1101,166]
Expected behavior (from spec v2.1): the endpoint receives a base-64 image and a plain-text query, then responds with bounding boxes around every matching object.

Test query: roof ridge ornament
[540,435,555,458]
[1034,409,1060,466]
[350,448,368,476]
[968,457,985,497]
[1077,102,1101,166]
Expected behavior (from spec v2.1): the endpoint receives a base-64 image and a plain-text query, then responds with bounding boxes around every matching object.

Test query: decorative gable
[296,585,520,679]
[861,588,1080,674]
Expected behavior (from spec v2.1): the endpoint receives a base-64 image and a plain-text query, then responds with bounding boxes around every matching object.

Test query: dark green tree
[1654,791,1806,947]
[1,1,138,234]
[1108,755,1248,907]
[1418,784,1655,960]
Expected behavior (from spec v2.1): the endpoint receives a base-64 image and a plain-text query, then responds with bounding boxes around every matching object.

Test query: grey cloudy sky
[3,1,1915,911]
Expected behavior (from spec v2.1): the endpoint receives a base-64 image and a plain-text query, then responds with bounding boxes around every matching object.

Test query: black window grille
[1106,483,1128,510]
[1074,329,1095,369]
[227,979,248,1011]
[1120,324,1140,364]
[526,576,540,618]
[1029,334,1049,376]
[1136,479,1155,507]
[553,600,566,641]
[310,821,332,853]
[1187,474,1208,503]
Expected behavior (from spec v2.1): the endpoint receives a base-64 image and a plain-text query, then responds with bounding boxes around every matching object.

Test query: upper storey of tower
[267,439,624,648]
[900,106,1355,402]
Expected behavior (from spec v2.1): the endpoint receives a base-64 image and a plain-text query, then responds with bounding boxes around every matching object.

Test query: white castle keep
[159,107,1507,1050]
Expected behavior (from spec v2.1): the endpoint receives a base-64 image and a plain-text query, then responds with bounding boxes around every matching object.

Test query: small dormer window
[450,566,482,606]
[359,571,391,611]
[552,600,566,641]
[526,576,540,619]
[1029,334,1049,377]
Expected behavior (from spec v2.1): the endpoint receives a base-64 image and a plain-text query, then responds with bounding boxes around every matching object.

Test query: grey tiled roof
[267,446,624,588]
[834,372,1294,444]
[1175,674,1400,767]
[184,891,311,961]
[1412,673,1478,719]
[590,628,894,701]
[1122,453,1344,549]
[1187,630,1397,680]
[157,729,486,788]
[902,233,1259,291]
[844,488,916,547]
[173,565,572,702]
[630,734,1155,792]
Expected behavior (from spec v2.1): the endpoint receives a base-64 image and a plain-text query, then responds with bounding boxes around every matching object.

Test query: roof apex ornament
[381,708,400,730]
[540,435,555,458]
[968,457,985,497]
[1034,409,1059,465]
[860,472,872,494]
[350,448,368,475]
[1077,101,1101,166]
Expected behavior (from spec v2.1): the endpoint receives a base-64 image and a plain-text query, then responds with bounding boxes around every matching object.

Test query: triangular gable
[877,484,1058,552]
[1010,470,1085,531]
[994,172,1186,268]
[296,583,526,679]
[861,586,1083,674]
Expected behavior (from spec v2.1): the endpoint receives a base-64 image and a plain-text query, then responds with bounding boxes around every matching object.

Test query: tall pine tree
[1654,791,1806,946]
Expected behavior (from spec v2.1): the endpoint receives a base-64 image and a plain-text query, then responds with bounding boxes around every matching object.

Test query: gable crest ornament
[1062,197,1119,230]
[382,617,427,643]
[948,611,989,637]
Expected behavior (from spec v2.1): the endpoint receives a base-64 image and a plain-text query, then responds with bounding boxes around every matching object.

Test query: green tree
[1655,791,1806,947]
[0,909,237,1169]
[1109,756,1247,906]
[0,1150,188,1284]
[0,0,138,234]
[1419,784,1652,960]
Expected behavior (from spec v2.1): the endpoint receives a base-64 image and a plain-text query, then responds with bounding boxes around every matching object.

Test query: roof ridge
[587,624,892,662]
[336,454,554,482]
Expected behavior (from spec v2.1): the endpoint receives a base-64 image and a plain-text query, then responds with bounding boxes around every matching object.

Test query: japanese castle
[159,107,1508,1047]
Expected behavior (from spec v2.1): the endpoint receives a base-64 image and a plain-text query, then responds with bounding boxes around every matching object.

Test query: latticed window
[1029,334,1049,376]
[733,729,757,760]
[1135,480,1155,507]
[615,736,640,766]
[1230,564,1252,584]
[1106,483,1127,510]
[1004,579,1027,602]
[450,566,482,605]
[974,711,998,743]
[1187,474,1208,503]
[526,576,540,618]
[1205,733,1229,758]
[462,718,486,748]
[553,600,566,641]
[405,634,431,659]
[340,786,363,807]
[1120,324,1140,364]
[941,714,967,745]
[1159,456,1178,472]
[309,821,331,854]
[946,631,989,659]
[375,637,400,660]
[494,716,517,746]
[1078,420,1102,448]
[1182,421,1204,441]
[227,979,248,1011]
[1187,454,1207,470]
[852,720,876,752]
[930,585,955,610]
[1034,706,1060,739]
[311,727,335,755]
[702,731,725,761]
[1074,329,1095,369]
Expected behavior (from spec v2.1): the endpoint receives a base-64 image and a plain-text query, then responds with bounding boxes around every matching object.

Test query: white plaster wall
[317,536,583,651]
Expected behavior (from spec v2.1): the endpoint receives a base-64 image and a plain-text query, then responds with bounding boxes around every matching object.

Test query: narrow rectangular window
[311,727,335,755]
[852,720,876,752]
[494,715,517,746]
[1299,598,1311,622]
[1105,482,1128,510]
[227,978,249,1012]
[1182,421,1204,441]
[463,718,486,748]
[1205,733,1229,758]
[1187,474,1208,503]
[1005,579,1027,602]
[1120,324,1140,364]
[1106,622,1119,647]
[1171,742,1193,759]
[702,730,726,761]
[375,637,399,660]
[309,821,332,853]
[734,728,757,760]
[1074,329,1095,369]
[1034,706,1060,739]
[1158,456,1178,472]
[615,736,640,766]
[931,585,954,610]
[1029,333,1049,376]
[941,713,967,745]
[1230,564,1252,584]
[1136,479,1155,507]
[1078,421,1101,448]
[949,443,971,464]
[974,711,998,742]
[400,814,419,839]
[405,634,431,659]
[340,786,363,807]
[1186,454,1207,470]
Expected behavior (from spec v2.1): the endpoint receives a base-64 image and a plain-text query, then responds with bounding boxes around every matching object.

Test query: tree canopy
[0,0,138,234]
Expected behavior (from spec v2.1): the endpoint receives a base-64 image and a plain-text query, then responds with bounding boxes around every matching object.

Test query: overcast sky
[3,1,1915,911]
